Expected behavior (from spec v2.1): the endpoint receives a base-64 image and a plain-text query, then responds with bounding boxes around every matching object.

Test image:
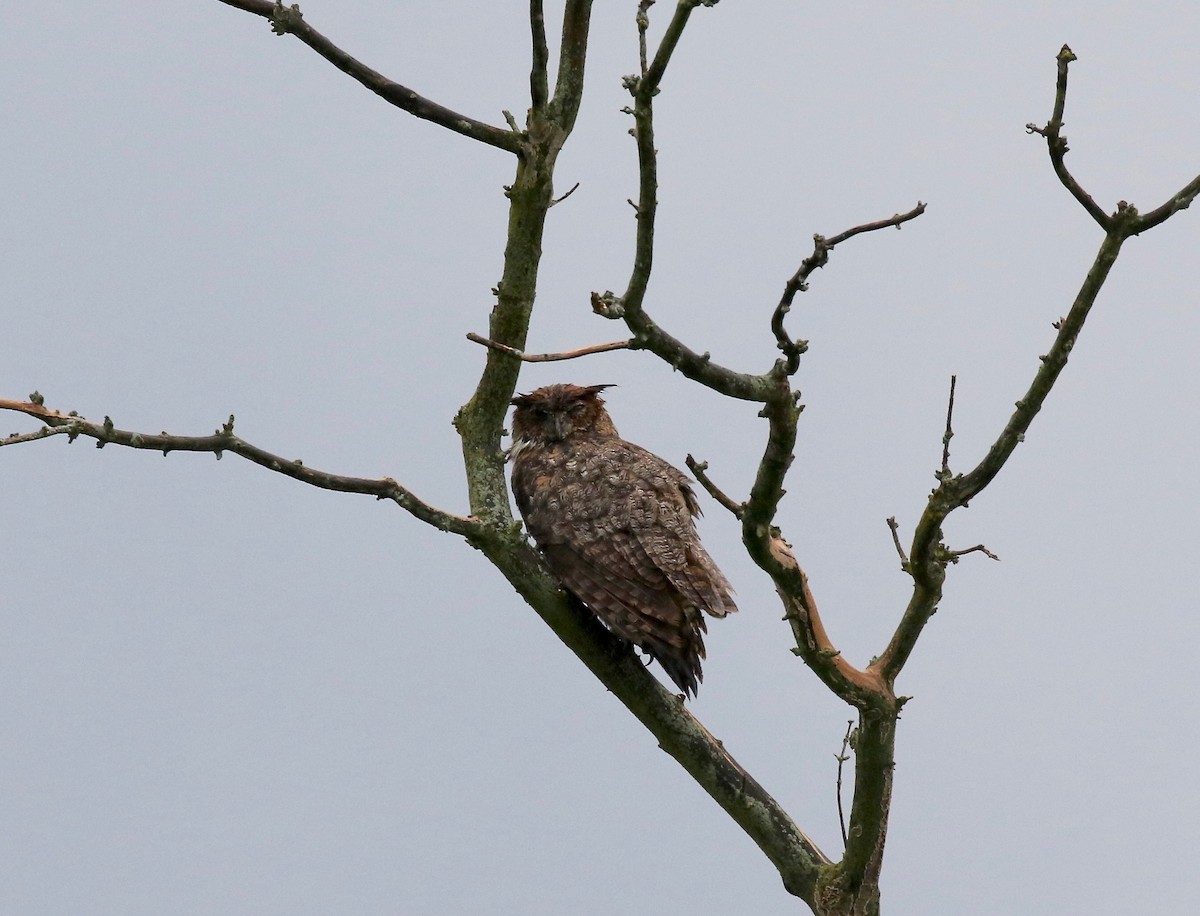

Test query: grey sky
[4,2,1199,914]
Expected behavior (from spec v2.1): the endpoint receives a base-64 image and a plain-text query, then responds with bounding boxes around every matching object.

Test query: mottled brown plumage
[510,384,737,696]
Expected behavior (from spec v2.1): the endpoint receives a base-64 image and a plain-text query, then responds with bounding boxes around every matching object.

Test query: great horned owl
[509,383,737,697]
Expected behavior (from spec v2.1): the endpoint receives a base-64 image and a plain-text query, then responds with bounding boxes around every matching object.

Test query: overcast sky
[4,2,1199,914]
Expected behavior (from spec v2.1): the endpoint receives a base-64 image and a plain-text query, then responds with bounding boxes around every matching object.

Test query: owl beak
[548,413,572,441]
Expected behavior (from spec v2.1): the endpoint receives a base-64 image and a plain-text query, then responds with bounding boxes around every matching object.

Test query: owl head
[511,383,618,444]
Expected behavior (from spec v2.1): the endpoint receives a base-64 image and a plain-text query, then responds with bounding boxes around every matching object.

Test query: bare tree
[4,4,1198,914]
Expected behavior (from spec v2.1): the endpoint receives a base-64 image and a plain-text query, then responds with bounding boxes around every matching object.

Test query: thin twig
[823,204,929,248]
[946,544,1000,562]
[0,425,71,447]
[940,375,957,476]
[886,517,910,569]
[466,332,633,362]
[836,720,854,848]
[549,181,581,207]
[636,0,652,76]
[685,455,744,518]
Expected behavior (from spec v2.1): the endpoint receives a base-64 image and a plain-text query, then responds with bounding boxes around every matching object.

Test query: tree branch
[643,0,712,89]
[441,17,827,894]
[886,517,910,570]
[602,8,916,902]
[447,11,834,890]
[835,721,854,848]
[1130,173,1200,233]
[549,181,581,207]
[544,0,594,135]
[874,224,1131,684]
[4,392,834,894]
[604,3,927,407]
[486,535,832,902]
[0,398,477,537]
[214,1,523,154]
[947,544,1000,562]
[454,2,594,530]
[529,0,550,112]
[750,481,891,709]
[466,332,633,362]
[939,375,957,476]
[877,46,1200,688]
[684,455,744,519]
[772,204,926,375]
[1025,45,1109,229]
[600,1,771,403]
[1026,45,1200,236]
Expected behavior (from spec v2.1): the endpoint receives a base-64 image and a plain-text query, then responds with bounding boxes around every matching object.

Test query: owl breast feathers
[510,383,737,697]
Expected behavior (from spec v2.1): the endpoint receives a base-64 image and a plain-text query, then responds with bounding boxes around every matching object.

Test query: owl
[510,383,737,697]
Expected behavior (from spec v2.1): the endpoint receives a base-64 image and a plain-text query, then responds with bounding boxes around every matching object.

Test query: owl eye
[532,407,550,419]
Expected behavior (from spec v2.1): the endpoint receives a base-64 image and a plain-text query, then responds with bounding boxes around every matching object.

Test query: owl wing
[540,538,708,697]
[616,442,737,619]
[513,437,736,696]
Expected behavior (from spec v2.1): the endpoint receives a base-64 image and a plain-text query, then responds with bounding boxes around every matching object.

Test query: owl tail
[642,617,707,699]
[652,651,702,698]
